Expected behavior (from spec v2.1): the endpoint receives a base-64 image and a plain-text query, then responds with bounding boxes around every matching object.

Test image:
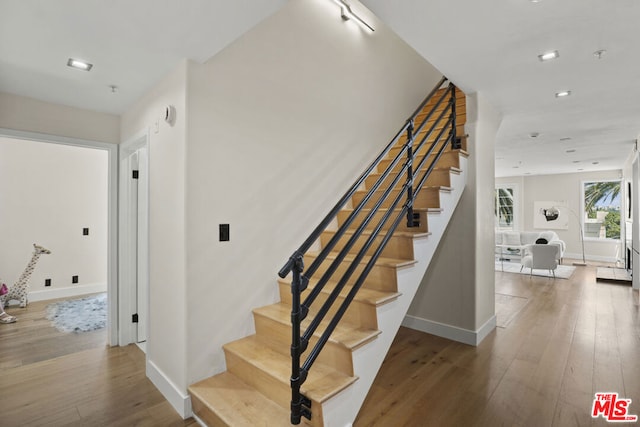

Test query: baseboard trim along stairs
[189,85,468,426]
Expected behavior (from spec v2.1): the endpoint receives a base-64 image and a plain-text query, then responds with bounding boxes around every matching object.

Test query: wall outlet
[72,275,79,284]
[45,279,51,287]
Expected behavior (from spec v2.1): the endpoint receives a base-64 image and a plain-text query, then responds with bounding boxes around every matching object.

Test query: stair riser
[388,133,462,157]
[254,314,355,376]
[352,188,441,210]
[303,254,399,292]
[190,398,227,427]
[395,124,466,149]
[422,88,465,105]
[337,209,429,233]
[320,231,415,260]
[224,348,291,410]
[415,106,465,122]
[278,282,378,331]
[396,117,465,143]
[378,150,461,173]
[224,348,324,427]
[225,349,324,427]
[364,169,451,191]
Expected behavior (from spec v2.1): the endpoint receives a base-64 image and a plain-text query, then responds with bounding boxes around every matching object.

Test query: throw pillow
[535,238,548,244]
[538,231,555,242]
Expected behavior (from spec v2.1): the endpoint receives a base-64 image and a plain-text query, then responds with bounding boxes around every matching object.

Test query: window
[495,185,517,231]
[582,180,621,240]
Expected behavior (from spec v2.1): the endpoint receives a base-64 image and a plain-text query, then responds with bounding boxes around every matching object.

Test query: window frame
[580,179,622,242]
[495,183,519,231]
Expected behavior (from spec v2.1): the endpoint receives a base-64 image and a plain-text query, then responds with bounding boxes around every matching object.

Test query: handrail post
[406,119,416,227]
[290,252,310,424]
[450,84,462,150]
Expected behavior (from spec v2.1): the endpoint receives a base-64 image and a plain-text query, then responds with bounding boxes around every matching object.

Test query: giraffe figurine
[1,244,51,308]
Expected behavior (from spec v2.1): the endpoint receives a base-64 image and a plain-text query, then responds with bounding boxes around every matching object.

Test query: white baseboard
[563,252,620,264]
[402,314,496,346]
[147,359,192,419]
[27,282,107,302]
[192,413,207,427]
[476,315,497,344]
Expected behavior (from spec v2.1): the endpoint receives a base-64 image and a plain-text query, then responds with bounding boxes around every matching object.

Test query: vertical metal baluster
[451,84,462,150]
[406,119,415,227]
[290,252,310,424]
[290,252,304,424]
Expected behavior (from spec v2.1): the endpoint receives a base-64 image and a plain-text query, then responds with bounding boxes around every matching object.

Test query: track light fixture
[332,0,374,31]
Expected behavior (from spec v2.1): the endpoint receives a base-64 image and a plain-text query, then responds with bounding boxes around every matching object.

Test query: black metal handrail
[280,77,461,424]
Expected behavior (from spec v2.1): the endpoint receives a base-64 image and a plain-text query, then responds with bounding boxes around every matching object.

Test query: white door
[119,134,149,345]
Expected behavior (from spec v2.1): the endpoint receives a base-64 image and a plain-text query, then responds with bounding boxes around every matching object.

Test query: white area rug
[46,293,107,333]
[495,261,576,279]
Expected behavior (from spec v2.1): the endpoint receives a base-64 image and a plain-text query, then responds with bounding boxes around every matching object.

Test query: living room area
[494,160,638,284]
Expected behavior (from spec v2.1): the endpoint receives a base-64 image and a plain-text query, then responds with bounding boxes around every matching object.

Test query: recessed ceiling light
[592,161,600,165]
[67,58,93,71]
[556,90,571,98]
[529,132,540,138]
[578,168,584,171]
[538,50,559,62]
[572,160,580,163]
[566,149,576,153]
[560,137,572,141]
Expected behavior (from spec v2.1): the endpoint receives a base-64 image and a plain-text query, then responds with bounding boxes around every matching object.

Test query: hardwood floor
[356,262,640,427]
[2,264,637,427]
[0,297,197,427]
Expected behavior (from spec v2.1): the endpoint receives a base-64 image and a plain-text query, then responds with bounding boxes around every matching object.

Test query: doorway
[0,127,118,345]
[119,132,149,346]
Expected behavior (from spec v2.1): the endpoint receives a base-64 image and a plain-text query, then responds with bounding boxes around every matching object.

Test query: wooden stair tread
[323,228,430,239]
[306,251,417,269]
[369,166,461,177]
[224,335,358,403]
[354,185,452,195]
[254,303,381,350]
[189,372,310,427]
[341,207,442,214]
[278,277,401,307]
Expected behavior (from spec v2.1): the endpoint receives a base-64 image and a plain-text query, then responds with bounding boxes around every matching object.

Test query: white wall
[185,0,443,385]
[0,137,108,299]
[407,92,501,340]
[0,92,119,144]
[497,169,624,263]
[120,60,189,410]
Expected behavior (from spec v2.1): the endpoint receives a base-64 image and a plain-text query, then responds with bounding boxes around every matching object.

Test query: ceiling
[1,0,639,178]
[0,0,287,115]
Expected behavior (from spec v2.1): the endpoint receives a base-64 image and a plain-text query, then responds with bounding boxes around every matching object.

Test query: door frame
[119,130,150,345]
[0,127,119,345]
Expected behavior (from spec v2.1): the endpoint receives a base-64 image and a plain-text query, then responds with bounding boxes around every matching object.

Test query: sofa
[495,230,566,262]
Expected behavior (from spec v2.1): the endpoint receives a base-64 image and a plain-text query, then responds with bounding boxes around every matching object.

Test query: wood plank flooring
[0,297,197,427]
[356,262,640,427]
[1,263,637,427]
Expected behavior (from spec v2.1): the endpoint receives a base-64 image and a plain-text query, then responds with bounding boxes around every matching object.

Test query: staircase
[189,80,467,426]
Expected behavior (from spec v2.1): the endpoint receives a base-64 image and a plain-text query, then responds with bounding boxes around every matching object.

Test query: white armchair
[520,244,560,278]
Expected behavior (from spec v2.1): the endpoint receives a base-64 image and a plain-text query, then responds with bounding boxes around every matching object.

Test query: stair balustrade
[278,76,462,424]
